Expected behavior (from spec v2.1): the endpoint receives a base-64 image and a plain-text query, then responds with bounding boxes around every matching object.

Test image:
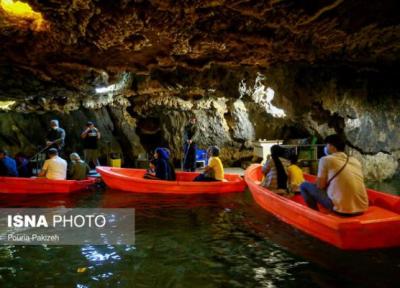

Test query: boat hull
[96,166,246,194]
[0,177,96,194]
[245,164,400,250]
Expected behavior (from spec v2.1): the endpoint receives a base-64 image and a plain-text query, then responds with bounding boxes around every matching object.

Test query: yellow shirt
[318,152,368,213]
[287,164,304,192]
[208,157,224,181]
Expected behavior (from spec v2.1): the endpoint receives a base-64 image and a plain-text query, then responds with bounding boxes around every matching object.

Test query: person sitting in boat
[143,148,175,181]
[15,152,31,177]
[300,134,368,215]
[287,153,304,193]
[0,149,18,177]
[194,146,224,182]
[38,148,67,180]
[144,159,157,179]
[68,153,90,180]
[261,145,290,194]
[161,147,176,181]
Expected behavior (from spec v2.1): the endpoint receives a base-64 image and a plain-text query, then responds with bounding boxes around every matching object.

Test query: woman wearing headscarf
[261,145,290,193]
[144,148,175,181]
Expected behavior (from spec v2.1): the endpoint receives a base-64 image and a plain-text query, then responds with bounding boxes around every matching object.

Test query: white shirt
[318,152,368,213]
[42,156,67,180]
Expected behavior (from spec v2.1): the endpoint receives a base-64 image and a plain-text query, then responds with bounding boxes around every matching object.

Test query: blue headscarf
[155,147,169,160]
[154,147,175,180]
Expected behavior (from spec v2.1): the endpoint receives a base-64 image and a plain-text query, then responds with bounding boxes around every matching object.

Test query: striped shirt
[261,157,290,190]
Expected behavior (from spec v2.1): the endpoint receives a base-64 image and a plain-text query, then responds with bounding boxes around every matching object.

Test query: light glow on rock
[239,73,286,118]
[0,100,16,111]
[95,73,131,95]
[0,0,45,30]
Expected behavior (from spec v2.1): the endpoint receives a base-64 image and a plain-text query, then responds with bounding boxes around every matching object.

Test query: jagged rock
[229,99,255,141]
[350,150,399,181]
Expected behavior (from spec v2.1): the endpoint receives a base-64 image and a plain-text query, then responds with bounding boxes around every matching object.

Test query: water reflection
[0,187,399,287]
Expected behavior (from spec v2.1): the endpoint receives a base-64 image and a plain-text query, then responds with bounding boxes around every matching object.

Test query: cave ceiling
[0,0,399,102]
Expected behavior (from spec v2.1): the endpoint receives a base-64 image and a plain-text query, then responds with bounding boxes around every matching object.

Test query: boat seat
[291,194,400,220]
[357,205,400,221]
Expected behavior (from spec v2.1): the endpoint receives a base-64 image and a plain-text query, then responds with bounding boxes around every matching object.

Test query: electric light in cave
[0,0,45,30]
[95,84,118,94]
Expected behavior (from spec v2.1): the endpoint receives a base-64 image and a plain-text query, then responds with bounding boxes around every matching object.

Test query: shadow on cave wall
[135,116,170,157]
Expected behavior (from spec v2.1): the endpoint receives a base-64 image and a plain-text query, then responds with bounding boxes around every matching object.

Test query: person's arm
[204,165,212,173]
[191,125,199,143]
[60,128,66,142]
[38,161,48,177]
[81,128,90,139]
[261,160,272,174]
[316,157,328,189]
[96,128,101,139]
[204,158,216,174]
[45,130,53,146]
[183,125,190,143]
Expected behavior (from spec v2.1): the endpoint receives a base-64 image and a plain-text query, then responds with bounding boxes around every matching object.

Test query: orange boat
[96,166,246,194]
[0,177,96,194]
[245,164,400,250]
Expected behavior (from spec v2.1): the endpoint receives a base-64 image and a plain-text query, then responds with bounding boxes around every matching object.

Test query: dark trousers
[183,143,196,172]
[300,182,334,211]
[193,174,218,182]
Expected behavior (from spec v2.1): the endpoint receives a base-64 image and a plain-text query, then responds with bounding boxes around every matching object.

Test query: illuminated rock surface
[0,0,399,178]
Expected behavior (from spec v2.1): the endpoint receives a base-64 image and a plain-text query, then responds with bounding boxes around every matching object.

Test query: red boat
[0,177,96,194]
[245,164,400,250]
[96,166,246,194]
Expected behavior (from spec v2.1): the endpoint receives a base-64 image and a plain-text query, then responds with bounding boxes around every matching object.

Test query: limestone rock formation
[0,0,399,179]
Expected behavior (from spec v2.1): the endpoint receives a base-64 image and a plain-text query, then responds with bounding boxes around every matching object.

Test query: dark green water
[1,182,400,288]
[367,176,400,196]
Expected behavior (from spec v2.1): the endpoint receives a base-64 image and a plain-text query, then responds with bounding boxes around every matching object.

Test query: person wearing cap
[194,146,224,182]
[0,149,18,177]
[183,116,198,172]
[45,119,66,152]
[68,152,90,180]
[38,148,67,180]
[300,134,368,215]
[81,121,101,168]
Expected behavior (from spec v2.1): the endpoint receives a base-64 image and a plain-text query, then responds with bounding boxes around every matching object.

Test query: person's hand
[46,141,53,146]
[188,139,193,144]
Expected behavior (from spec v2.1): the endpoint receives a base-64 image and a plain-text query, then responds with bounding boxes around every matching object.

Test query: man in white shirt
[38,148,67,180]
[300,134,368,215]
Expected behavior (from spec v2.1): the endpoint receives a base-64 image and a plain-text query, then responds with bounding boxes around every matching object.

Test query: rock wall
[0,64,399,180]
[1,0,399,180]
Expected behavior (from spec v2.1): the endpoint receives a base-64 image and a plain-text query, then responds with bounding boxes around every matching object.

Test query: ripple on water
[0,188,400,287]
